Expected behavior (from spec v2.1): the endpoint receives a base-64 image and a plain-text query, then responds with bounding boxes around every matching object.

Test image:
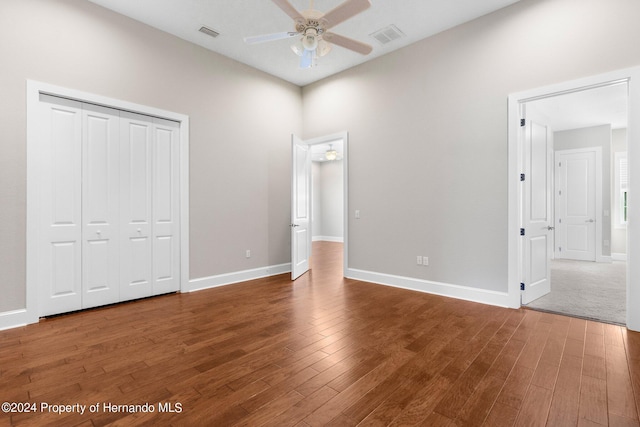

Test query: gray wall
[0,0,302,313]
[612,128,628,255]
[302,0,640,292]
[554,125,612,257]
[312,160,344,241]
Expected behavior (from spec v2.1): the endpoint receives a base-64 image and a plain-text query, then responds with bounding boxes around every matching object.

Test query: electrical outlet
[246,250,251,258]
[416,255,422,265]
[423,256,429,266]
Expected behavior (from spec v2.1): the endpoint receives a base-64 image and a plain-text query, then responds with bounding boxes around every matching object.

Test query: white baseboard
[187,263,291,292]
[0,264,292,331]
[0,309,31,331]
[312,236,344,243]
[345,268,512,308]
[612,253,627,261]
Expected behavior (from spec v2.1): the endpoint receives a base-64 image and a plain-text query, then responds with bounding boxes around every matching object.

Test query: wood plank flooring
[1,241,639,426]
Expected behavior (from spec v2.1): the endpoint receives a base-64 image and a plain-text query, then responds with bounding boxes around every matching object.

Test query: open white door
[522,119,552,304]
[291,135,311,279]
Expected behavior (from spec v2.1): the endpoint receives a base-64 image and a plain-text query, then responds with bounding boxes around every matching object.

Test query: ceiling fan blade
[300,49,315,69]
[323,32,372,55]
[322,0,371,29]
[244,31,299,45]
[271,0,305,22]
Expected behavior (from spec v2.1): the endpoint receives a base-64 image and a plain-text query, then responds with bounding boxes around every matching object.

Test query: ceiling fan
[244,0,373,69]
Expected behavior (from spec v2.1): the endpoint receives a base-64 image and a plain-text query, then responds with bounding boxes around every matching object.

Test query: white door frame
[508,66,640,331]
[24,80,190,325]
[297,131,349,278]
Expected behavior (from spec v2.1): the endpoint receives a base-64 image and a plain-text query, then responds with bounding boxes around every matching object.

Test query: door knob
[290,224,299,228]
[547,226,555,230]
[585,219,595,223]
[137,228,142,233]
[96,230,101,235]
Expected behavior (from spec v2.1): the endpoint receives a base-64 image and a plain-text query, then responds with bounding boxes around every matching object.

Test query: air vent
[199,26,220,38]
[370,25,405,45]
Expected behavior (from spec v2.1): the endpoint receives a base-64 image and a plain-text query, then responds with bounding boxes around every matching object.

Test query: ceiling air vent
[370,25,405,45]
[199,26,220,38]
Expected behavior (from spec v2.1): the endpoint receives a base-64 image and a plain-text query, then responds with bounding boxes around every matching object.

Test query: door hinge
[520,119,526,127]
[559,246,562,252]
[520,282,525,291]
[520,228,525,236]
[520,173,525,181]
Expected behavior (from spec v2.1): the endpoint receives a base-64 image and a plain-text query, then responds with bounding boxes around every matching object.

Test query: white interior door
[119,112,154,301]
[82,104,120,308]
[522,120,552,304]
[151,118,180,295]
[291,135,311,280]
[38,95,83,316]
[555,149,597,261]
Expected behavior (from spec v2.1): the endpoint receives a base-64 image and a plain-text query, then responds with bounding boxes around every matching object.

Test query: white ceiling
[527,82,628,132]
[87,0,522,87]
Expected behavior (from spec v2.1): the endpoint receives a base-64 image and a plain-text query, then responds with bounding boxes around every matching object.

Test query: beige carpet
[525,259,626,325]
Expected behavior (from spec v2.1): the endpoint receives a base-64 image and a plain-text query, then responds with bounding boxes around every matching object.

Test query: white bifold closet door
[119,112,181,301]
[38,94,180,317]
[82,103,121,309]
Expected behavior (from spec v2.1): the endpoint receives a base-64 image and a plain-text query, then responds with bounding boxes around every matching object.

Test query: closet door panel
[82,104,120,308]
[120,112,153,301]
[152,119,180,295]
[38,95,83,316]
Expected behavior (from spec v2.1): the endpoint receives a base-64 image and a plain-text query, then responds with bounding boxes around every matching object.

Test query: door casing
[291,132,349,279]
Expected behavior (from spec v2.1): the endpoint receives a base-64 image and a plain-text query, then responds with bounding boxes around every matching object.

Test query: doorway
[510,73,630,324]
[311,139,344,243]
[290,132,348,280]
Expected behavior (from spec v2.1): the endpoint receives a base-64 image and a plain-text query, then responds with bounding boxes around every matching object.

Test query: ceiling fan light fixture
[247,0,373,70]
[291,41,304,56]
[302,28,318,50]
[325,145,338,161]
[292,40,316,68]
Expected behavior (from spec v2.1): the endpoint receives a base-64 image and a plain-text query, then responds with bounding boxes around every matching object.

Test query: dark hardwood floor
[1,241,640,426]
